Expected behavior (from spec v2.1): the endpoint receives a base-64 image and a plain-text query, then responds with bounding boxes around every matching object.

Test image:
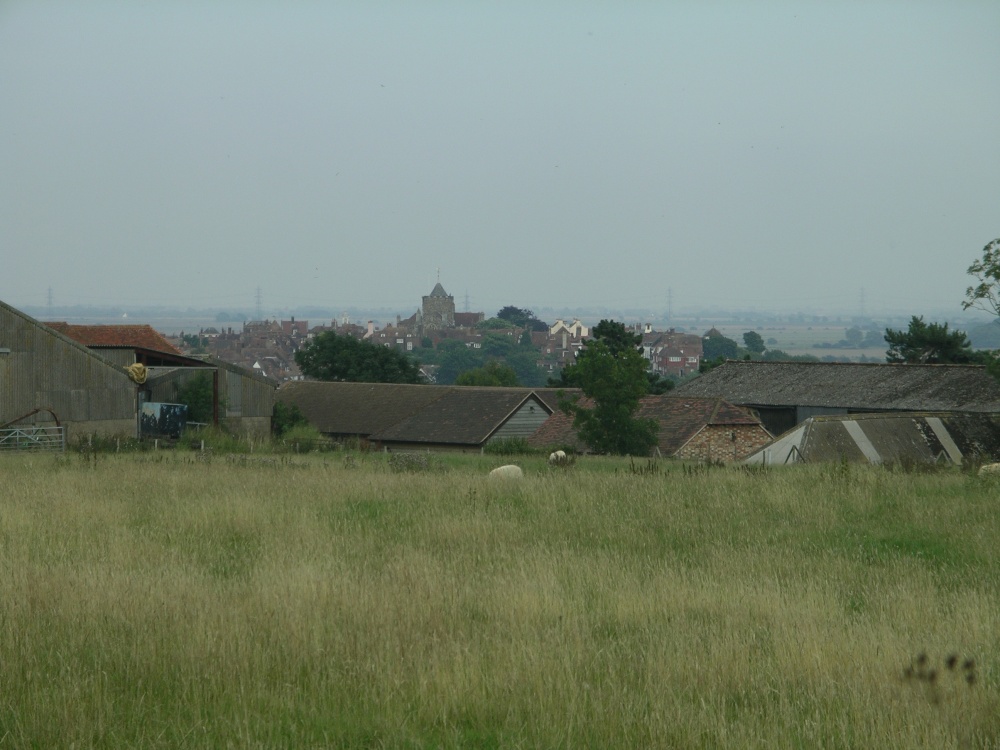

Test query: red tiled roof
[45,323,182,355]
[528,395,764,455]
[454,312,485,328]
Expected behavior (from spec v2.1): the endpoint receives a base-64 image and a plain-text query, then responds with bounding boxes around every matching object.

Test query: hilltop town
[164,281,707,384]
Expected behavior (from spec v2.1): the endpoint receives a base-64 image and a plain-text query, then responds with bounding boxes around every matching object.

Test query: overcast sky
[2,1,997,319]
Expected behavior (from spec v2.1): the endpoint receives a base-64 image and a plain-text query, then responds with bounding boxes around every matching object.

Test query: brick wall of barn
[674,424,772,463]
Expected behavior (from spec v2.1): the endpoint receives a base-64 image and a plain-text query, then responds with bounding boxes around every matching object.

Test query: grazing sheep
[978,463,1000,476]
[489,464,524,480]
[548,450,568,466]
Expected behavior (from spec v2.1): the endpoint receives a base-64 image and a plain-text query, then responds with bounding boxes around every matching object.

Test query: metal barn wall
[0,304,137,438]
[91,349,137,368]
[219,361,275,436]
[146,367,211,404]
[146,361,275,436]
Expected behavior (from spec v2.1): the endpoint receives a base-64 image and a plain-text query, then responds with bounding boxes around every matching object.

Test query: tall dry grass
[0,452,996,748]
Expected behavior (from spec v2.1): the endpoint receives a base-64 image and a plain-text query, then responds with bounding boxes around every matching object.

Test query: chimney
[366,320,375,338]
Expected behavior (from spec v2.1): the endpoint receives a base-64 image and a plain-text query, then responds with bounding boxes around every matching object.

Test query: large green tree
[558,320,659,456]
[455,360,520,387]
[963,238,1000,316]
[548,320,671,393]
[434,340,480,385]
[496,305,548,332]
[742,331,765,354]
[702,330,739,361]
[174,371,215,424]
[295,332,422,383]
[884,316,979,364]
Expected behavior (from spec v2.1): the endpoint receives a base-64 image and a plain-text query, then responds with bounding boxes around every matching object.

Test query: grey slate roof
[372,389,547,445]
[276,382,449,436]
[275,381,562,444]
[673,361,1000,412]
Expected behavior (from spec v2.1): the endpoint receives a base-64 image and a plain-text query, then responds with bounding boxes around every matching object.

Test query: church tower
[421,281,455,330]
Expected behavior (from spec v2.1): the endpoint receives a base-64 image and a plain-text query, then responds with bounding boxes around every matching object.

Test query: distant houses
[17,282,1000,465]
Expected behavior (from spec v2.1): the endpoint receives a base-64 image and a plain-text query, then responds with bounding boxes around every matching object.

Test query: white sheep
[548,450,568,466]
[978,463,1000,476]
[489,464,524,480]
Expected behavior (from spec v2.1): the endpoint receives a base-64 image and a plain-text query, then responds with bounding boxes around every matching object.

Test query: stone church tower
[421,282,455,330]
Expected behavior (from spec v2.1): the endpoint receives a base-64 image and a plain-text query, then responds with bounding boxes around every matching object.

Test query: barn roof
[276,382,447,436]
[528,395,764,455]
[746,412,1000,465]
[372,389,549,445]
[673,361,1000,412]
[0,300,127,374]
[275,381,565,441]
[44,322,182,355]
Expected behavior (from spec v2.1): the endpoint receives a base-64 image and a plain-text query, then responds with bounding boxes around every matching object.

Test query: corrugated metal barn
[43,319,276,437]
[745,412,1000,466]
[674,360,1000,436]
[146,358,276,436]
[1,300,137,440]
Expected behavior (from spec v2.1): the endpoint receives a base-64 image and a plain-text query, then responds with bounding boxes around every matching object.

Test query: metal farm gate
[0,425,66,452]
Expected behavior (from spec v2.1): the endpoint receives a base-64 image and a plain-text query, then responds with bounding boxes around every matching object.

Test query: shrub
[483,437,537,456]
[278,424,335,453]
[272,402,310,437]
[386,452,445,473]
[183,425,245,454]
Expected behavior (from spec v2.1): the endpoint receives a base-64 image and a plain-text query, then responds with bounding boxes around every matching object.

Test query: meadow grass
[0,452,997,748]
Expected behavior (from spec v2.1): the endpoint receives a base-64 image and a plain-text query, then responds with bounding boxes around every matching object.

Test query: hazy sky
[2,2,998,319]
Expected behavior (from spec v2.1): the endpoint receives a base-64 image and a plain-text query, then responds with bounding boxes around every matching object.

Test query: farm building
[528,395,771,462]
[44,322,189,367]
[745,412,1000,466]
[146,357,276,436]
[45,322,275,436]
[275,382,562,451]
[673,361,1000,437]
[0,299,138,441]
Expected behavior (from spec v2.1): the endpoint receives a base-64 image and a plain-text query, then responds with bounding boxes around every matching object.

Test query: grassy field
[0,451,997,748]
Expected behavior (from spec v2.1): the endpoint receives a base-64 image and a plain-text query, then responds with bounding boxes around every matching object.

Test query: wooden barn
[275,381,558,451]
